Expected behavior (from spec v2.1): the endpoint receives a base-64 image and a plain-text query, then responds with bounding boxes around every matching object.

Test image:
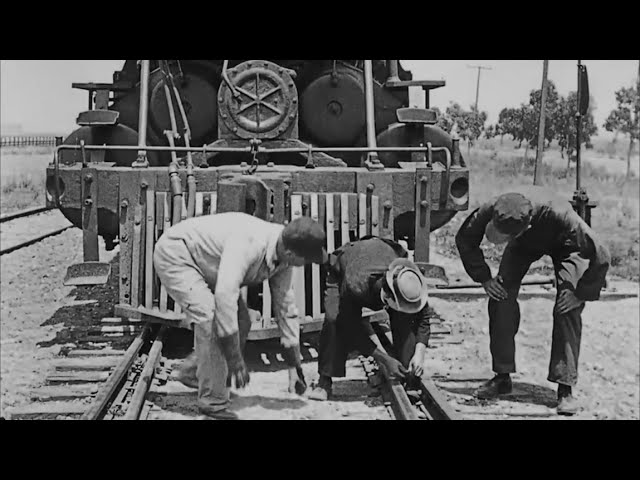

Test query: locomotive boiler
[46,59,470,339]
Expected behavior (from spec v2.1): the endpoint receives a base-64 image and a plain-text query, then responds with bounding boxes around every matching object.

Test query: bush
[438,148,639,282]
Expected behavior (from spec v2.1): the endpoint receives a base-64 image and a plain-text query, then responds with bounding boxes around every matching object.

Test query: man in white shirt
[154,212,327,420]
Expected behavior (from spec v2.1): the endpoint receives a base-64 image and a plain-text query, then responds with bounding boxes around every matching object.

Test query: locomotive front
[45,59,470,338]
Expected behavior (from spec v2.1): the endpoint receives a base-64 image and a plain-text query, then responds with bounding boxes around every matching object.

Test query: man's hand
[288,366,307,395]
[380,355,408,381]
[229,362,251,389]
[408,344,426,377]
[282,345,306,394]
[482,276,508,301]
[555,290,585,315]
[218,334,250,389]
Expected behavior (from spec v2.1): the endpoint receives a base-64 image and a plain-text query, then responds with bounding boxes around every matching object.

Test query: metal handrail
[54,144,454,155]
[50,143,457,207]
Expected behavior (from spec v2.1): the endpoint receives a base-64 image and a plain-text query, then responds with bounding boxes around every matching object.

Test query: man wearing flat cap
[154,212,327,419]
[455,185,610,415]
[308,236,431,401]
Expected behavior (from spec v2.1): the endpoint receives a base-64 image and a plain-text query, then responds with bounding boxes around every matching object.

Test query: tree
[603,81,639,179]
[528,79,560,149]
[496,108,517,145]
[432,106,454,134]
[518,103,538,159]
[443,103,487,155]
[534,60,550,186]
[463,107,488,154]
[554,91,599,171]
[493,122,505,144]
[496,106,531,149]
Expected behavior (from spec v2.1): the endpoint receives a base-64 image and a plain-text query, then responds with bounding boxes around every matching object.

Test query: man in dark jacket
[308,236,431,401]
[455,186,610,415]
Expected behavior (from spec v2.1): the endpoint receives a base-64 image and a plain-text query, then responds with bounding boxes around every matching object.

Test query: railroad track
[7,314,462,420]
[0,207,72,256]
[359,325,462,421]
[5,305,565,421]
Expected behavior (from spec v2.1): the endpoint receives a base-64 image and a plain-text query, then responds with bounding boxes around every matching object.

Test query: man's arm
[455,205,495,284]
[269,267,301,349]
[406,304,431,377]
[558,210,611,302]
[413,303,431,347]
[269,267,308,394]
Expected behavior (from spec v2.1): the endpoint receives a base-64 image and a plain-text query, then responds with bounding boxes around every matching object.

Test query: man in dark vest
[308,236,431,401]
[455,186,610,415]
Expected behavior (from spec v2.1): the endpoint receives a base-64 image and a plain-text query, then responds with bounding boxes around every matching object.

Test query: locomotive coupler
[245,138,262,175]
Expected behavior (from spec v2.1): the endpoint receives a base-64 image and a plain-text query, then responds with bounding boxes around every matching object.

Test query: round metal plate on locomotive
[218,60,298,139]
[300,69,365,146]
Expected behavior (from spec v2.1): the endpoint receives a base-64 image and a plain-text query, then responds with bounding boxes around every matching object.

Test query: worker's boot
[556,384,579,416]
[474,373,513,399]
[308,375,332,401]
[198,404,239,420]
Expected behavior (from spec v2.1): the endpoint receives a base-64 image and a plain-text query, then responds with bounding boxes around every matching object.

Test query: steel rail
[437,278,555,290]
[377,363,420,421]
[122,326,167,420]
[0,226,72,256]
[81,325,152,420]
[0,206,52,223]
[372,328,460,420]
[418,379,462,420]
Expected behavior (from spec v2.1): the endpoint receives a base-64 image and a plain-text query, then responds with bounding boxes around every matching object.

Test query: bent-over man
[154,212,327,420]
[455,186,610,415]
[308,236,431,401]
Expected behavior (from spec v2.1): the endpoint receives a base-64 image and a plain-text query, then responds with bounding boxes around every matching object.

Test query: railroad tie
[7,402,88,420]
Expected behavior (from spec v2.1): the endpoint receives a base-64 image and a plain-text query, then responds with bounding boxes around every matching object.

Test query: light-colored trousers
[153,236,252,411]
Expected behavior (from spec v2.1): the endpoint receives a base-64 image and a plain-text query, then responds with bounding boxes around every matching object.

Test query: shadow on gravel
[242,334,322,372]
[230,395,307,411]
[147,390,307,416]
[36,253,130,351]
[439,380,558,408]
[330,379,378,402]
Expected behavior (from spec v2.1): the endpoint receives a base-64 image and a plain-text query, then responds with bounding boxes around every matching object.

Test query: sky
[1,60,638,136]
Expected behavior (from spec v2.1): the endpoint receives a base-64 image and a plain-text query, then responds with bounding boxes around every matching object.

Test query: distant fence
[1,136,60,147]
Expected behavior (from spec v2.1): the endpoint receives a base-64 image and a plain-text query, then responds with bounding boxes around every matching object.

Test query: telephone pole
[467,64,492,110]
[534,60,549,185]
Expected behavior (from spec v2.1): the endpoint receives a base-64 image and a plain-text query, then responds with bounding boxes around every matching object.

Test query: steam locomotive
[46,60,469,337]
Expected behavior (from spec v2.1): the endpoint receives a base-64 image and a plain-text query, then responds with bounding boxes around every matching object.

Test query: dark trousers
[317,301,418,378]
[490,243,591,386]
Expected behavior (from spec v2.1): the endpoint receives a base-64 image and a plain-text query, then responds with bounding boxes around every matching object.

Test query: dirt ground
[146,354,391,421]
[1,228,638,420]
[0,219,119,418]
[425,295,639,420]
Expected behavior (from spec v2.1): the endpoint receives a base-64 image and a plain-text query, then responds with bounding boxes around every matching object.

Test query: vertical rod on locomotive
[364,60,383,170]
[414,170,432,263]
[63,165,110,286]
[144,186,156,309]
[82,170,99,262]
[132,60,151,168]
